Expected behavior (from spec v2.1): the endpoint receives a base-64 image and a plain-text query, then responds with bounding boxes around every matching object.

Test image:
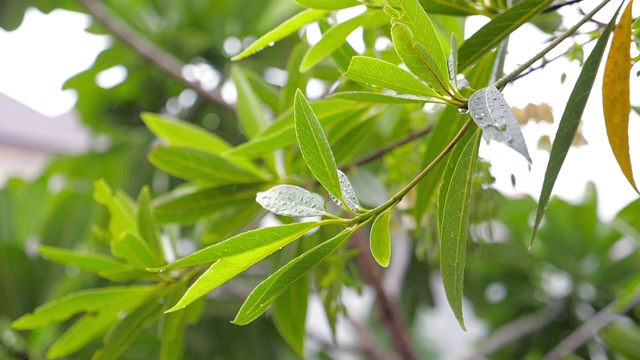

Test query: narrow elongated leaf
[48,310,119,359]
[370,208,393,267]
[329,91,431,104]
[232,65,270,139]
[318,19,358,73]
[419,0,479,16]
[12,286,160,329]
[111,232,159,268]
[448,33,459,88]
[136,186,163,262]
[294,90,344,203]
[387,0,448,76]
[344,56,440,98]
[154,222,321,271]
[458,0,553,71]
[294,0,360,10]
[532,8,620,245]
[39,246,126,274]
[272,274,308,357]
[160,282,188,360]
[437,127,481,330]
[329,170,362,212]
[245,69,281,112]
[140,112,231,154]
[153,184,263,224]
[232,9,328,61]
[468,85,531,162]
[391,23,450,95]
[256,185,327,217]
[603,0,638,193]
[233,229,354,325]
[94,179,137,237]
[149,146,266,185]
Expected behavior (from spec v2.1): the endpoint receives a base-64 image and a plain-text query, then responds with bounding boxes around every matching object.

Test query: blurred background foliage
[1,0,639,359]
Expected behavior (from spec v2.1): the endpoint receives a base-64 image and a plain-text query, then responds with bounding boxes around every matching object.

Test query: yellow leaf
[603,0,638,193]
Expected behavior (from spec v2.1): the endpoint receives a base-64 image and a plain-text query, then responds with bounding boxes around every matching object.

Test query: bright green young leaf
[233,228,354,325]
[48,310,119,359]
[154,222,322,271]
[140,112,231,154]
[38,246,126,274]
[232,9,328,61]
[344,56,441,98]
[149,146,267,185]
[603,0,638,193]
[601,324,640,359]
[136,186,163,262]
[390,22,450,96]
[92,295,163,360]
[231,65,270,139]
[419,0,479,16]
[370,208,393,267]
[328,91,430,104]
[94,179,137,238]
[457,0,553,71]
[437,126,481,330]
[532,8,619,246]
[317,19,358,73]
[12,286,160,330]
[282,42,310,112]
[153,184,264,224]
[468,85,531,162]
[111,232,159,269]
[294,90,344,204]
[256,185,327,217]
[272,274,308,357]
[387,0,448,76]
[294,0,360,10]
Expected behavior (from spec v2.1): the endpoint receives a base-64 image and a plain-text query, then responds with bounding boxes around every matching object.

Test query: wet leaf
[329,170,362,212]
[256,185,327,217]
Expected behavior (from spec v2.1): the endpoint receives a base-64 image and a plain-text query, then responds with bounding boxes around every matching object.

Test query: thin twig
[352,230,417,360]
[78,0,233,112]
[544,0,586,13]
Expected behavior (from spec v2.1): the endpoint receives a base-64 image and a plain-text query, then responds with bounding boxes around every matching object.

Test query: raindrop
[457,107,469,115]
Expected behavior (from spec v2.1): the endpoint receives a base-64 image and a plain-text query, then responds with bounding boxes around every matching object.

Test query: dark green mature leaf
[328,91,430,104]
[149,146,267,185]
[419,0,479,16]
[457,0,553,71]
[48,310,119,359]
[153,184,264,224]
[155,222,322,271]
[294,0,360,10]
[232,9,328,61]
[294,90,344,204]
[344,56,441,98]
[12,286,160,329]
[233,229,354,325]
[38,246,126,274]
[111,232,160,269]
[532,8,619,246]
[232,65,270,139]
[272,274,308,357]
[370,208,393,267]
[390,22,450,95]
[437,126,481,330]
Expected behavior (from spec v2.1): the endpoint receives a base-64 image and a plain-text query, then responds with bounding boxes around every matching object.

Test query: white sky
[0,2,638,220]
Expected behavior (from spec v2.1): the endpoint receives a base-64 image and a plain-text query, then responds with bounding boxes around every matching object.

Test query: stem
[544,0,587,13]
[78,0,233,112]
[494,0,612,89]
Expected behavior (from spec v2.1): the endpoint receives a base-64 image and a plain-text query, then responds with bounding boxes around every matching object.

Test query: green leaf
[155,222,322,271]
[330,170,363,212]
[370,208,393,267]
[48,310,119,359]
[136,186,163,263]
[601,324,640,359]
[282,42,310,112]
[160,283,188,360]
[532,8,619,246]
[245,69,281,112]
[111,232,159,268]
[318,19,358,73]
[344,56,441,98]
[231,65,270,139]
[232,9,328,61]
[256,185,327,217]
[149,146,267,185]
[457,0,553,71]
[437,126,481,330]
[94,179,137,238]
[294,90,344,203]
[153,184,264,224]
[140,112,231,154]
[328,91,430,104]
[387,0,448,77]
[448,33,459,88]
[390,22,451,96]
[233,229,354,325]
[468,85,531,162]
[11,286,160,330]
[418,0,479,16]
[294,0,360,10]
[92,295,162,360]
[272,274,308,357]
[38,246,126,274]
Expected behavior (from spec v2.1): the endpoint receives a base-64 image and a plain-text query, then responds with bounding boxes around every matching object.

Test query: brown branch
[78,0,233,112]
[544,0,586,13]
[352,230,417,360]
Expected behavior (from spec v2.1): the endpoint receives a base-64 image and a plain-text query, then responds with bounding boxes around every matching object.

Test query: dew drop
[457,107,469,114]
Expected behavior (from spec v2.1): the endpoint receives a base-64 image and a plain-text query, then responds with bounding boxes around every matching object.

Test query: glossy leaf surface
[256,185,326,217]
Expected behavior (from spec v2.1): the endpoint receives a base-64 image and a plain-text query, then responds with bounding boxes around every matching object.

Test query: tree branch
[78,0,233,112]
[352,230,417,360]
[544,0,586,13]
